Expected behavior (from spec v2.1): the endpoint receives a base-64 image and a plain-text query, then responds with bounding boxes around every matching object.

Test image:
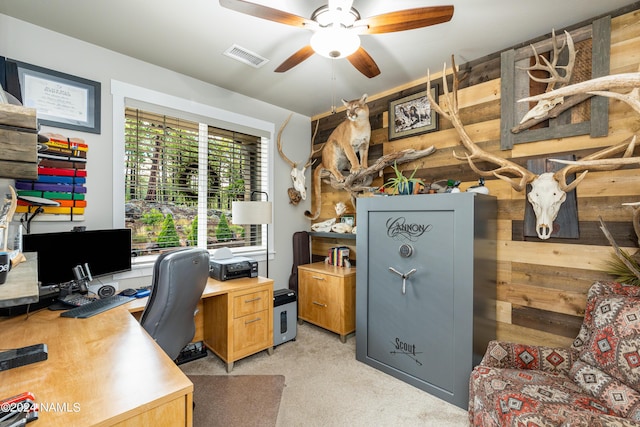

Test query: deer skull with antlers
[277,113,321,205]
[426,58,640,240]
[518,29,576,124]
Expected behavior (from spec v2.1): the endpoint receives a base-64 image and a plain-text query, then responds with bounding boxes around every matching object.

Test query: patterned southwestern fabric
[469,281,640,427]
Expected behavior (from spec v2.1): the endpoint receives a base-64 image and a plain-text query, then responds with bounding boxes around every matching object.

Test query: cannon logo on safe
[386,217,433,242]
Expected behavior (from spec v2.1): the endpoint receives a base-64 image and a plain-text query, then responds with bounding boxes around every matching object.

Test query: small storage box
[273,288,297,347]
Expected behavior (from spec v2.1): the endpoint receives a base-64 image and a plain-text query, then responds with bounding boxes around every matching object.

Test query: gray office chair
[140,248,210,360]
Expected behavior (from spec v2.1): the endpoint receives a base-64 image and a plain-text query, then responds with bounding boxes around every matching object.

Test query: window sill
[114,247,271,282]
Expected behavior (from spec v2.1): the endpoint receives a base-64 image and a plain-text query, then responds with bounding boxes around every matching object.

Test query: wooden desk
[0,275,273,425]
[0,305,193,426]
[129,276,275,373]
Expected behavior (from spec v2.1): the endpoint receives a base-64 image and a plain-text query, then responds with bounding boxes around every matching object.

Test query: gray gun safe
[355,193,496,409]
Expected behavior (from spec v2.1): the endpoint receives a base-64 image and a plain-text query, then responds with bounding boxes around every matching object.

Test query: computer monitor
[22,229,132,286]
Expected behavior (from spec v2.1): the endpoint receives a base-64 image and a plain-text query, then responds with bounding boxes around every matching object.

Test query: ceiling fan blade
[219,0,314,29]
[274,45,316,73]
[355,5,454,34]
[347,47,380,78]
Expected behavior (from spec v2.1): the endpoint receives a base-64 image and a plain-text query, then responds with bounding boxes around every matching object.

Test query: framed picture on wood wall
[9,59,101,134]
[388,86,438,141]
[340,214,355,226]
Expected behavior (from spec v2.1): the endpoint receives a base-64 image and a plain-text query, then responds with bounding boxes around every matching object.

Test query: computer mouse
[121,288,138,297]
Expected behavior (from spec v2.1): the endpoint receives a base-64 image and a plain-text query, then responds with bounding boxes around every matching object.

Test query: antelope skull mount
[426,58,640,239]
[277,114,320,204]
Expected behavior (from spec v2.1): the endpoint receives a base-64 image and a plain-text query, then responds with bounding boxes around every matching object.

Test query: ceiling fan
[219,0,454,78]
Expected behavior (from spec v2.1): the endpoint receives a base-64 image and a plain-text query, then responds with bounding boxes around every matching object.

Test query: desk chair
[140,248,209,360]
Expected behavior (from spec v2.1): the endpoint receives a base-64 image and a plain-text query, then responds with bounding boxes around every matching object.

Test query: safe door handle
[389,267,417,295]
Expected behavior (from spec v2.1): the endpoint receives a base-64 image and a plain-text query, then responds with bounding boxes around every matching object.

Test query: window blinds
[124,107,266,253]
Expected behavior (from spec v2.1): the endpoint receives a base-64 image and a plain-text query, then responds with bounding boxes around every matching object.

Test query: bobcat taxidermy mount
[305,94,371,220]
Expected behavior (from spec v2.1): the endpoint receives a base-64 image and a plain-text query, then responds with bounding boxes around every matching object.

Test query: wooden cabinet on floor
[297,262,355,342]
[202,279,274,372]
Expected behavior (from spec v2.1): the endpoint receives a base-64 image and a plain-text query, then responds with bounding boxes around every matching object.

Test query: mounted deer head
[518,29,576,124]
[426,57,640,240]
[277,113,321,204]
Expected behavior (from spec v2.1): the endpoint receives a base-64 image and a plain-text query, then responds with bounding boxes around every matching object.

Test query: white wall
[0,14,311,289]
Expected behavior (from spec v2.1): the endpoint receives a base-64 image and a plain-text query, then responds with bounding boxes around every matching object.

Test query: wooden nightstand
[297,262,355,342]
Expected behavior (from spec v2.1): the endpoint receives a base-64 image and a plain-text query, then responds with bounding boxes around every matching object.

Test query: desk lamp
[232,191,272,277]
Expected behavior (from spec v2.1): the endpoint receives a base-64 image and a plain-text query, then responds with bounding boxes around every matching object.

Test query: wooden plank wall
[309,5,640,348]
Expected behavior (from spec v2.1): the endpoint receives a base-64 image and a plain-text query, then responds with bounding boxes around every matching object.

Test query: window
[111,80,274,264]
[124,107,268,256]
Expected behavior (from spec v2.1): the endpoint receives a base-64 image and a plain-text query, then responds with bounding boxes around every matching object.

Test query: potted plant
[380,161,424,195]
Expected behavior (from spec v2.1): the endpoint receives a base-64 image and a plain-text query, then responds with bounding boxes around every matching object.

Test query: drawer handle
[311,275,325,280]
[245,297,261,303]
[245,317,261,325]
[312,301,327,307]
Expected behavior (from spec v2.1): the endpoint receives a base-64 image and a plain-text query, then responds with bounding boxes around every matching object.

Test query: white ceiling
[0,0,637,117]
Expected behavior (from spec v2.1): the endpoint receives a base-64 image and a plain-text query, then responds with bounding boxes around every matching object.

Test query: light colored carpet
[188,374,284,427]
[180,321,468,426]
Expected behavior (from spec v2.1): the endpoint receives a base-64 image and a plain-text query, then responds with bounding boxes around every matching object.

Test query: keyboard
[60,295,134,318]
[58,294,97,307]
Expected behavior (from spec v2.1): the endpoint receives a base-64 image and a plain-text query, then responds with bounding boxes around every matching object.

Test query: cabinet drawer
[299,269,342,288]
[233,309,270,356]
[233,289,269,318]
[299,270,341,327]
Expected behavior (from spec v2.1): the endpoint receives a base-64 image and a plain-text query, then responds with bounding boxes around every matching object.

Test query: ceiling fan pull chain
[330,59,337,114]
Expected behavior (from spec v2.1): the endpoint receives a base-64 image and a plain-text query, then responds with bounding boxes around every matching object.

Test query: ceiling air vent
[223,44,269,68]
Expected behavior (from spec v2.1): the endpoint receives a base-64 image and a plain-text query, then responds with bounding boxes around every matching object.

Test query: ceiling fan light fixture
[311,5,359,27]
[310,28,360,59]
[218,0,454,77]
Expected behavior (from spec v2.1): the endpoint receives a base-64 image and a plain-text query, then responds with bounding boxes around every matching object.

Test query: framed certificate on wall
[9,59,101,134]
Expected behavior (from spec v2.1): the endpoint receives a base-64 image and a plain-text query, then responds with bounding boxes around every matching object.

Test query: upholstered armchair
[469,281,640,426]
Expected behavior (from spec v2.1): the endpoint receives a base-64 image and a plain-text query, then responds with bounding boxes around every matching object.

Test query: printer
[209,248,258,281]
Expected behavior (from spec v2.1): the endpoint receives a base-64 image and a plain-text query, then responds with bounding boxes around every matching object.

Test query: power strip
[0,344,48,371]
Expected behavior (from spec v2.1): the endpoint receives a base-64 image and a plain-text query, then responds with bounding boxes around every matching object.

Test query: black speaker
[97,285,116,298]
[88,283,118,298]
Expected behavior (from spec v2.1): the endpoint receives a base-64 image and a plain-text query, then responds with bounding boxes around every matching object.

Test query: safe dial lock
[399,244,413,258]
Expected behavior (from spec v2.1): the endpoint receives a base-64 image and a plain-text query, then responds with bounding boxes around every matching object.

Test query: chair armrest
[480,340,578,374]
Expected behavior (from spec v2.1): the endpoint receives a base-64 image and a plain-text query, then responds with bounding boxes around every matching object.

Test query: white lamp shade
[232,201,272,225]
[310,28,360,59]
